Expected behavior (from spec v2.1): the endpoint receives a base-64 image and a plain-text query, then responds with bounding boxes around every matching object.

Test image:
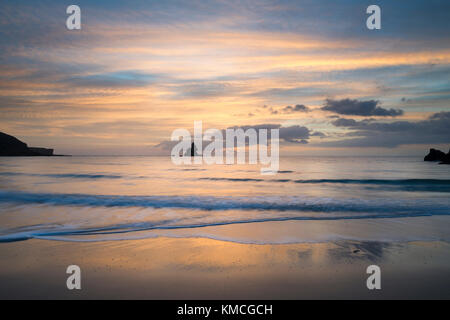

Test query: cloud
[227,124,315,144]
[429,111,450,120]
[152,123,323,154]
[0,96,33,110]
[251,86,343,99]
[281,104,310,113]
[265,104,310,115]
[326,112,450,147]
[322,98,404,117]
[61,71,157,89]
[1,1,449,156]
[269,107,278,115]
[331,118,374,127]
[279,125,311,144]
[170,82,239,99]
[311,131,326,138]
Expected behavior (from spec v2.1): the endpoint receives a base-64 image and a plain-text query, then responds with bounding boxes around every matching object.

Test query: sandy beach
[1,157,449,299]
[1,227,449,299]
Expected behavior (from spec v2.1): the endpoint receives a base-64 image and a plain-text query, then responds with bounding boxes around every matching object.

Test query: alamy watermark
[64,5,379,31]
[366,5,381,30]
[66,5,81,30]
[366,265,381,290]
[170,121,279,175]
[66,265,81,290]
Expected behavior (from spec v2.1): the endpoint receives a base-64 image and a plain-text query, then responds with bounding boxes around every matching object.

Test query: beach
[1,234,449,299]
[0,156,449,299]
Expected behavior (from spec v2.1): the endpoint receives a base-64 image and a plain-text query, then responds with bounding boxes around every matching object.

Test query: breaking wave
[0,190,449,214]
[0,172,122,179]
[198,178,450,192]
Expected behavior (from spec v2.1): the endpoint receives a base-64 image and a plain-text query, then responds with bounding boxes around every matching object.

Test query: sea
[0,156,449,243]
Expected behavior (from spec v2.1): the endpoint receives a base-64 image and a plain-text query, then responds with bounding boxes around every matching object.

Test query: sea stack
[424,148,446,162]
[440,149,450,164]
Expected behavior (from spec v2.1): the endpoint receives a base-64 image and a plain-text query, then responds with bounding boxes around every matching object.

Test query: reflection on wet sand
[0,237,449,299]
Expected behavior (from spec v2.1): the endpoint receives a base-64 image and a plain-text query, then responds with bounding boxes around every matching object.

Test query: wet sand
[0,235,449,299]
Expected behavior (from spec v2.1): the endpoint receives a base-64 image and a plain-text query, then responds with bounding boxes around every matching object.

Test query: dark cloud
[311,131,326,138]
[279,125,310,144]
[281,104,310,113]
[228,124,327,144]
[401,97,413,103]
[429,111,450,120]
[326,112,450,147]
[227,124,325,144]
[265,104,310,115]
[322,98,404,117]
[331,118,375,127]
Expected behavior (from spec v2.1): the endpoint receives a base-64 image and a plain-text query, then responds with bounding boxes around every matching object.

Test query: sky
[0,0,449,156]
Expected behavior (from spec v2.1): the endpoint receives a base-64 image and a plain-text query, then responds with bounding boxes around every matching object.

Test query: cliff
[0,132,60,156]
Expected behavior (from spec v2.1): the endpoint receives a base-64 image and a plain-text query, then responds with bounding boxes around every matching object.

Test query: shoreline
[2,215,449,244]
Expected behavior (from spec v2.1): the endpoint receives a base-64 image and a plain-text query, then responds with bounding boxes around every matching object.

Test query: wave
[1,212,449,244]
[0,190,449,215]
[0,172,122,179]
[200,177,450,185]
[200,177,265,182]
[199,177,291,182]
[293,179,450,185]
[294,179,450,192]
[0,190,449,243]
[197,177,450,192]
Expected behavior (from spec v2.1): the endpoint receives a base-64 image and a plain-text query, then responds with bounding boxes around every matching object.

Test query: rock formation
[28,147,54,156]
[440,149,450,164]
[424,148,446,161]
[0,132,58,156]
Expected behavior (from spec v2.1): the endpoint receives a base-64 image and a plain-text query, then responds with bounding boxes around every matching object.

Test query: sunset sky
[1,0,449,156]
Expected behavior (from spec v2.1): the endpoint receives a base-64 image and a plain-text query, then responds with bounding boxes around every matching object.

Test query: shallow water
[0,156,449,243]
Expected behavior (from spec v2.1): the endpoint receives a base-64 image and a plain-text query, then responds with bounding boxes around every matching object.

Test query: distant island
[0,132,68,156]
[424,148,450,164]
